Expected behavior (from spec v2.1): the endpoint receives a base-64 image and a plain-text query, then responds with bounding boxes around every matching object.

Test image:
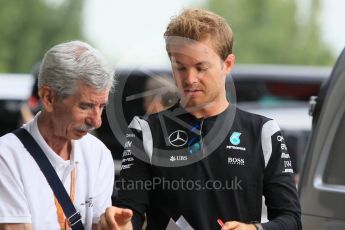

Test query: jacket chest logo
[227,131,246,151]
[168,130,188,147]
[230,132,241,145]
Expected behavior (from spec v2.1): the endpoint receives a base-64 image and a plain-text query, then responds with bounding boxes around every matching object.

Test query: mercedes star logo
[168,130,188,147]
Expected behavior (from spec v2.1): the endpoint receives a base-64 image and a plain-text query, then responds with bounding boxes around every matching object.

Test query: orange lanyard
[54,168,76,230]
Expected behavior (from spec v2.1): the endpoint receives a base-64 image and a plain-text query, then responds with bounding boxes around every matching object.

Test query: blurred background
[0,0,344,72]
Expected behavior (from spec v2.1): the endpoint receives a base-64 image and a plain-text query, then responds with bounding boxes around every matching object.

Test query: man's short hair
[38,40,115,99]
[164,8,234,60]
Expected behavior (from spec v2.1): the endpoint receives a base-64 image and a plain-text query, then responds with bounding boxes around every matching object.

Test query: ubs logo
[168,130,188,147]
[170,155,188,161]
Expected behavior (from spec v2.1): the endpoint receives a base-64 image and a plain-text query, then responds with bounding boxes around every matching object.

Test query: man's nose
[87,108,103,129]
[184,69,199,85]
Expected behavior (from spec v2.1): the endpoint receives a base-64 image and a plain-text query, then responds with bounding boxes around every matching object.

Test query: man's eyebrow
[80,101,108,106]
[196,61,211,66]
[173,60,211,66]
[79,102,94,106]
[172,60,183,65]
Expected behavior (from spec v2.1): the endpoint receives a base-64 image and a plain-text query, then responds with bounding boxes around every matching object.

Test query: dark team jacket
[115,104,301,230]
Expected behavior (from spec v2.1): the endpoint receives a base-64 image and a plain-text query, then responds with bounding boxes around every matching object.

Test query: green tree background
[0,0,336,73]
[0,0,84,73]
[206,0,335,65]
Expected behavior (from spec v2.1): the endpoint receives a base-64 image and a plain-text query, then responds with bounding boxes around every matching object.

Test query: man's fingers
[104,207,118,228]
[99,212,118,230]
[116,208,133,225]
[107,207,133,227]
[221,221,240,230]
[221,221,256,230]
[98,207,133,230]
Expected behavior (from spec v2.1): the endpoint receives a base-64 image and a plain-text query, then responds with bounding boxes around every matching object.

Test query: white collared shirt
[0,113,114,229]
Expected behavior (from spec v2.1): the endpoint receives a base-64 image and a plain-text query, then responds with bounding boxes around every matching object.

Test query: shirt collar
[23,112,78,169]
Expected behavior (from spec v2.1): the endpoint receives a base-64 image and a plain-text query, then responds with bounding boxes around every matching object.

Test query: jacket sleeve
[113,117,152,230]
[260,120,302,230]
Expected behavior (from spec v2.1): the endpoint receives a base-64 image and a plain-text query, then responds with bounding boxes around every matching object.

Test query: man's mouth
[184,89,202,95]
[75,125,95,133]
[76,129,87,135]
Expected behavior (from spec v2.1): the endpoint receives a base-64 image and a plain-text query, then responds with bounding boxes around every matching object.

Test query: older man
[0,41,115,229]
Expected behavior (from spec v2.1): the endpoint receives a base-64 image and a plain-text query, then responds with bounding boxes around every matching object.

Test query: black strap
[13,128,84,230]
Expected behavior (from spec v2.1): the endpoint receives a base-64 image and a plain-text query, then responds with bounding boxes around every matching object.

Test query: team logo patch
[230,132,241,145]
[168,130,188,147]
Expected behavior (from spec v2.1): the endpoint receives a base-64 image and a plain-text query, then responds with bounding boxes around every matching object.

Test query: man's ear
[38,86,55,112]
[223,54,236,74]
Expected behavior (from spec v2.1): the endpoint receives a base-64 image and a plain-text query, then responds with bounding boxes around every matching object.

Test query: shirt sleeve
[113,117,153,229]
[92,147,115,223]
[0,142,31,223]
[260,120,302,230]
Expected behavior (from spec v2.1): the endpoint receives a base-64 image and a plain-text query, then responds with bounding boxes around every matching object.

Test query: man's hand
[221,221,256,230]
[98,206,133,230]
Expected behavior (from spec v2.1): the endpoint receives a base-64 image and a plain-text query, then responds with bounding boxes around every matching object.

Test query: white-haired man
[0,41,115,230]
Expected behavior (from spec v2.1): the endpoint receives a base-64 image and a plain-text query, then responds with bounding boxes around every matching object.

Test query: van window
[323,110,345,185]
[233,81,321,103]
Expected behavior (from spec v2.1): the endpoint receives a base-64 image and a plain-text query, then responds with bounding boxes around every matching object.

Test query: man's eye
[79,104,91,110]
[198,67,208,72]
[177,67,186,71]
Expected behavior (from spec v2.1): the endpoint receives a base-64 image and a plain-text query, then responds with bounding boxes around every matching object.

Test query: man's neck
[182,99,230,119]
[37,113,71,160]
